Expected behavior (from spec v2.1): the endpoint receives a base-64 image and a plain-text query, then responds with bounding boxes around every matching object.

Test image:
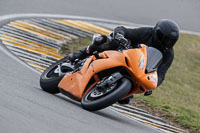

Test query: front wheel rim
[85,83,117,101]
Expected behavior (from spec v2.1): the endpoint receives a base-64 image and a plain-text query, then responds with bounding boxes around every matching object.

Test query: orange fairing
[58,52,127,100]
[58,56,96,100]
[58,44,158,100]
[123,45,158,93]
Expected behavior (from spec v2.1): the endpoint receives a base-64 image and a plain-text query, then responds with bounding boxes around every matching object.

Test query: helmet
[153,19,179,50]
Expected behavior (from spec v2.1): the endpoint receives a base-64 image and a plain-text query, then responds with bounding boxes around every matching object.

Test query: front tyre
[81,77,132,111]
[40,57,73,94]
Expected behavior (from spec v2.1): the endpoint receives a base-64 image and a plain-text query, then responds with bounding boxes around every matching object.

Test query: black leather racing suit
[113,26,174,87]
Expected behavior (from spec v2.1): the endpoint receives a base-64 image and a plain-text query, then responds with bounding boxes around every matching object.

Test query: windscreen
[145,47,163,73]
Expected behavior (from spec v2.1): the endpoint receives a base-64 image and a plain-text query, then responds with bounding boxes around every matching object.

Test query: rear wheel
[40,57,73,94]
[81,77,132,111]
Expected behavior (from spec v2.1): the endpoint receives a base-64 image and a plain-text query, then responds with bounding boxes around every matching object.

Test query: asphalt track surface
[0,0,199,32]
[0,0,198,132]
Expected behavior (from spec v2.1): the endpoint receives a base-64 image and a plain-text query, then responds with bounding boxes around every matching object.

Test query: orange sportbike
[40,43,163,111]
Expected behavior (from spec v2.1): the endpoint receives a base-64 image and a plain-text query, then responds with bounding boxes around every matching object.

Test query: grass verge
[133,33,200,133]
[59,37,92,57]
[59,33,200,132]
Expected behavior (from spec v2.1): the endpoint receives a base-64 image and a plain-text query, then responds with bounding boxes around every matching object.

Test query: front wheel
[40,57,73,94]
[81,77,132,111]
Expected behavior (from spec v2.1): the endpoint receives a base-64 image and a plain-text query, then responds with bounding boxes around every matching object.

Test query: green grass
[59,37,92,57]
[59,33,200,132]
[135,33,200,132]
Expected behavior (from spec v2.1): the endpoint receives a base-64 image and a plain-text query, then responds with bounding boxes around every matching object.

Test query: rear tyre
[40,57,73,94]
[81,77,132,111]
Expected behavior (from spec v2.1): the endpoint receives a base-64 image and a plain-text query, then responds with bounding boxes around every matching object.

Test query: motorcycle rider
[68,19,180,104]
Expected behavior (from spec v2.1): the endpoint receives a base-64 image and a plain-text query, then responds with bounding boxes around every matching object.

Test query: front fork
[96,72,123,89]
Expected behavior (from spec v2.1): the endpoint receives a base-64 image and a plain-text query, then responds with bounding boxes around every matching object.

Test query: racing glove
[114,33,128,46]
[113,26,126,37]
[86,34,108,54]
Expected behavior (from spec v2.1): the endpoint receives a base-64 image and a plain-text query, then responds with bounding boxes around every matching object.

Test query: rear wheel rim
[46,65,59,78]
[46,63,73,79]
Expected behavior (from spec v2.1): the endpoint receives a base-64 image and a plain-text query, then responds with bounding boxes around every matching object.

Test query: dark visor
[156,29,177,48]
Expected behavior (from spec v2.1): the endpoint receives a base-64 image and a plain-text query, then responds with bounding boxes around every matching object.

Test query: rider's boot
[118,95,133,104]
[144,90,152,96]
[68,47,88,62]
[68,34,108,62]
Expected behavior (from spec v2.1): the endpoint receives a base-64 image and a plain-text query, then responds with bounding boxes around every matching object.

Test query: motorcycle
[40,38,163,111]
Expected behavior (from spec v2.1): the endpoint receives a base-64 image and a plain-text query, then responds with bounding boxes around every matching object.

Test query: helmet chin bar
[154,28,177,51]
[162,37,177,49]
